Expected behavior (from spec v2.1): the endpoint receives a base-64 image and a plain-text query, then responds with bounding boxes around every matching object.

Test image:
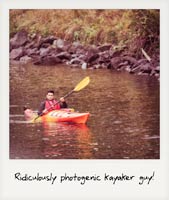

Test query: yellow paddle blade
[74,76,90,92]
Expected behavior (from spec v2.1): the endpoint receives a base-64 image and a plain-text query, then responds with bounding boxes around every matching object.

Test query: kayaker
[38,90,68,116]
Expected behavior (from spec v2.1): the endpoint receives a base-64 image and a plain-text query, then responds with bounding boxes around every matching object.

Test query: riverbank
[10,30,160,79]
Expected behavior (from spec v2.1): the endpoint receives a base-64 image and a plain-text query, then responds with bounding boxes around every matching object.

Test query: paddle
[33,76,90,122]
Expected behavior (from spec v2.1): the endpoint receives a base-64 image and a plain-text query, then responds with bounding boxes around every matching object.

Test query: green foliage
[10,9,159,58]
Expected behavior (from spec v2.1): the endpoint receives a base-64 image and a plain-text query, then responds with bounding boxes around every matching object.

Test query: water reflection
[42,122,92,159]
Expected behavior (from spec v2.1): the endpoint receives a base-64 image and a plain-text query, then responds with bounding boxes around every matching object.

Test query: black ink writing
[14,171,155,186]
[15,172,57,184]
[104,173,135,184]
[60,173,101,185]
[139,171,155,185]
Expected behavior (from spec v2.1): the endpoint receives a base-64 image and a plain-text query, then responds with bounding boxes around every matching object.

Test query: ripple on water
[142,135,160,140]
[10,65,160,159]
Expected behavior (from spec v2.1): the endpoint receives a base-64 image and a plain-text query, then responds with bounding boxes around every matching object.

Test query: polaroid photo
[0,0,169,199]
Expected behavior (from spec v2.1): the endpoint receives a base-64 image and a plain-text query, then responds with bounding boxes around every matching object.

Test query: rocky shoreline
[10,30,160,79]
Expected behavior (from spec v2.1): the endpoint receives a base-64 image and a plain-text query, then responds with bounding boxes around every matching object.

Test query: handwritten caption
[14,171,155,186]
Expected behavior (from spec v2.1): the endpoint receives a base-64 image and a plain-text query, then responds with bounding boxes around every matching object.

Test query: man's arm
[59,97,68,108]
[60,101,68,108]
[38,101,45,115]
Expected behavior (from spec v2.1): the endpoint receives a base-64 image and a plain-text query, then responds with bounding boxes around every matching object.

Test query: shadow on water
[10,64,159,159]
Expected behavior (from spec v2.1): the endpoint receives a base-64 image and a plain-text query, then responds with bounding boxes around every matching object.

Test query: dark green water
[10,64,160,159]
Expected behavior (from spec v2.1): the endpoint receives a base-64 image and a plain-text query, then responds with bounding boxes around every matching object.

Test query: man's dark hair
[23,105,30,111]
[47,90,54,94]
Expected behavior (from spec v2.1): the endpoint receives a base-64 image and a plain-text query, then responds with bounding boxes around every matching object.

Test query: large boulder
[10,47,24,60]
[34,55,62,65]
[84,46,99,63]
[110,57,122,69]
[87,54,99,64]
[10,30,28,50]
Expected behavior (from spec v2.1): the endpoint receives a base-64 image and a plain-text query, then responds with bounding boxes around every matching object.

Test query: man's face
[46,92,54,100]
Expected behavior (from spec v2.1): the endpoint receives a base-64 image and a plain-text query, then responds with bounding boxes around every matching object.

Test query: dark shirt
[38,100,68,115]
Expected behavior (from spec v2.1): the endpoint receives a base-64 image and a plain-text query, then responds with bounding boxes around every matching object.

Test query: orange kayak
[24,109,90,124]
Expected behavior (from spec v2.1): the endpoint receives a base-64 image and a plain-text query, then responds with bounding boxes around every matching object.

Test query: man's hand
[42,109,48,114]
[60,97,65,102]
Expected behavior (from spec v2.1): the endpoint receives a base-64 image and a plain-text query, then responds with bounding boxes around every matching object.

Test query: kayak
[24,108,90,124]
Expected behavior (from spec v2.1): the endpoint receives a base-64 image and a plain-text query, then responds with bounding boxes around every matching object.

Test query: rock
[154,66,160,73]
[10,30,28,50]
[138,72,149,76]
[34,55,62,65]
[10,60,21,65]
[110,49,124,58]
[98,51,111,64]
[117,61,129,71]
[110,57,122,69]
[72,41,81,47]
[53,39,64,49]
[25,41,36,49]
[155,73,160,78]
[76,48,87,56]
[125,65,132,72]
[150,65,160,76]
[139,63,152,73]
[137,58,148,65]
[20,55,32,64]
[39,43,51,48]
[122,56,138,66]
[81,62,87,69]
[32,56,41,65]
[67,43,84,54]
[25,48,39,56]
[39,48,50,57]
[87,45,99,54]
[86,53,99,63]
[70,58,83,65]
[56,52,71,60]
[42,36,56,44]
[84,46,99,63]
[10,47,24,60]
[130,66,141,73]
[38,36,56,49]
[98,44,112,52]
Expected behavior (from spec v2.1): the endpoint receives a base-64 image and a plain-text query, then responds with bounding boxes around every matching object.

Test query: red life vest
[45,99,60,111]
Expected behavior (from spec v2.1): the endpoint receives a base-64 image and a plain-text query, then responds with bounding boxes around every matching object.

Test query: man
[38,90,68,116]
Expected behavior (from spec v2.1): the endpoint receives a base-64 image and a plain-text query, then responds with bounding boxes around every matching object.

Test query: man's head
[46,90,55,100]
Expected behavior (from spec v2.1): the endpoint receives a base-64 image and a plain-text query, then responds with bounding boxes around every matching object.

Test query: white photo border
[0,0,169,199]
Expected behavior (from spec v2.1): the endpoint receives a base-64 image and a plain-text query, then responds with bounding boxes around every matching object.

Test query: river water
[10,64,159,159]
